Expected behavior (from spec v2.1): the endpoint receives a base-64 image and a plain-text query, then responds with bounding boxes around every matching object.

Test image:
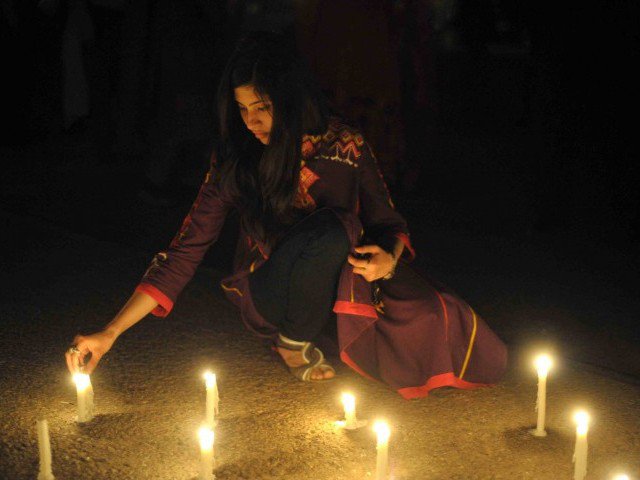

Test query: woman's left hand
[348,245,396,282]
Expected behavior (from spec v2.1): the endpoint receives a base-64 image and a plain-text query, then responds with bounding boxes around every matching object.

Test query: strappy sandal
[276,333,336,382]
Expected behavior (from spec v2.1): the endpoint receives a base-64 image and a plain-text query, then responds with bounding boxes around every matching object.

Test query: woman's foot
[277,346,335,381]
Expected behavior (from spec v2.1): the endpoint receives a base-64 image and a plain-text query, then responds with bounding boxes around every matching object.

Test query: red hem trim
[333,300,378,319]
[395,232,415,261]
[340,351,377,381]
[397,372,492,400]
[136,284,174,317]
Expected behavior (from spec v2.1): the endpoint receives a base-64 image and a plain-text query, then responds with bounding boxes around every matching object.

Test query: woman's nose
[246,110,261,126]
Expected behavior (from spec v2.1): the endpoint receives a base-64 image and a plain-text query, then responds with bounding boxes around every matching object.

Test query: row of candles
[531,354,632,480]
[32,355,634,479]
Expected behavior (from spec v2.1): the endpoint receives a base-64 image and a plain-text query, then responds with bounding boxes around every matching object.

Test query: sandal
[276,333,336,382]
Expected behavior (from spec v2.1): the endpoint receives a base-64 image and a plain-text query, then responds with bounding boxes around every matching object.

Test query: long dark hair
[216,32,330,246]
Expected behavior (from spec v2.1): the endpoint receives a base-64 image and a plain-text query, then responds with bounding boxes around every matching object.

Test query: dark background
[1,0,638,368]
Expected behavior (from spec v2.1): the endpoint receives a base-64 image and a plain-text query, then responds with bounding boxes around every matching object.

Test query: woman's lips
[252,131,268,141]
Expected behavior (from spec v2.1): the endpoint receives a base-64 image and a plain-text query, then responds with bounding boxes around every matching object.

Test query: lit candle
[373,420,390,480]
[198,426,215,480]
[573,410,589,480]
[531,354,552,437]
[36,419,55,480]
[72,373,94,423]
[204,371,219,428]
[612,475,630,480]
[335,392,367,430]
[343,393,356,427]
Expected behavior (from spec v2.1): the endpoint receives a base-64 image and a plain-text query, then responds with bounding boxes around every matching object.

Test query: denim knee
[307,209,351,259]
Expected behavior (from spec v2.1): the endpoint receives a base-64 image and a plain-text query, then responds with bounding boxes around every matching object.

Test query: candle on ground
[531,354,552,437]
[373,420,390,480]
[204,372,219,428]
[573,410,589,480]
[198,426,215,480]
[335,393,367,429]
[343,393,356,428]
[36,419,55,480]
[72,373,94,423]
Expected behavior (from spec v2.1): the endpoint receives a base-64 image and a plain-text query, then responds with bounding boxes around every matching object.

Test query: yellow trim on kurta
[458,307,478,380]
[220,283,243,297]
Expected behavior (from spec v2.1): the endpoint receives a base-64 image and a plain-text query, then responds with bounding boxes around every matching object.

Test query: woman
[66,32,507,396]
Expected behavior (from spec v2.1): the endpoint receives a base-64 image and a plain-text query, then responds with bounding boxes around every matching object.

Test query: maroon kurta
[137,119,507,399]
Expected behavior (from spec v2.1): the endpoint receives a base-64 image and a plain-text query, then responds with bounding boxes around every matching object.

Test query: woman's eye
[258,105,271,112]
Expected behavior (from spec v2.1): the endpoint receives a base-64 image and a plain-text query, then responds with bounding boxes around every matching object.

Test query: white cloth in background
[62,0,94,128]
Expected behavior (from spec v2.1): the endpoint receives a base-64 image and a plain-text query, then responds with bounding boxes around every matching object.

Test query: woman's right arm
[65,152,231,374]
[65,290,158,374]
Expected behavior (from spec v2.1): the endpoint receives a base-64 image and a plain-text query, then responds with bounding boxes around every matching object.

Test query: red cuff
[395,232,415,261]
[333,300,378,319]
[135,283,174,317]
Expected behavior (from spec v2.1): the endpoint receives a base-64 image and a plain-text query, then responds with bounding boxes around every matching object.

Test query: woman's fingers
[66,335,92,373]
[350,245,395,282]
[84,352,101,375]
[354,245,383,255]
[66,337,82,373]
[347,254,370,269]
[66,348,83,373]
[349,259,376,282]
[65,350,76,373]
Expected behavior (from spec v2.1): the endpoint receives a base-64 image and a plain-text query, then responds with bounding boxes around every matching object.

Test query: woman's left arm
[348,141,415,281]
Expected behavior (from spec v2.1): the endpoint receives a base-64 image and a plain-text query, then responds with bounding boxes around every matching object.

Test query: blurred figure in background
[60,0,94,132]
[57,0,125,136]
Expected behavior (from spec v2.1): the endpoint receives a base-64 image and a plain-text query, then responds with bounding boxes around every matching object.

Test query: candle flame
[534,354,552,375]
[198,426,215,449]
[613,475,629,480]
[203,371,216,389]
[373,420,391,443]
[341,393,355,411]
[72,373,91,391]
[574,410,590,435]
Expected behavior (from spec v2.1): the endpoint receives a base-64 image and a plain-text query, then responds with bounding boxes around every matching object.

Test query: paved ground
[1,131,639,478]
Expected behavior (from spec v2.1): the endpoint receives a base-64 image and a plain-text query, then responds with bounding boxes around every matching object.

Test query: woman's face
[234,85,273,145]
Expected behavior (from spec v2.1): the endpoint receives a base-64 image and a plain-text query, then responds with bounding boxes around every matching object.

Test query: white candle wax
[198,426,215,480]
[373,421,390,480]
[36,419,55,480]
[342,393,356,429]
[73,373,94,423]
[573,411,589,480]
[335,392,367,430]
[204,372,219,428]
[532,354,552,437]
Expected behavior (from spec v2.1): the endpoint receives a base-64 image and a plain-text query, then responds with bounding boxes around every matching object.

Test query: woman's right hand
[64,290,159,374]
[65,329,117,375]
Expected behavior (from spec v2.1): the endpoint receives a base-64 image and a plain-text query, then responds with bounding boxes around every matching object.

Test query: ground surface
[1,201,639,479]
